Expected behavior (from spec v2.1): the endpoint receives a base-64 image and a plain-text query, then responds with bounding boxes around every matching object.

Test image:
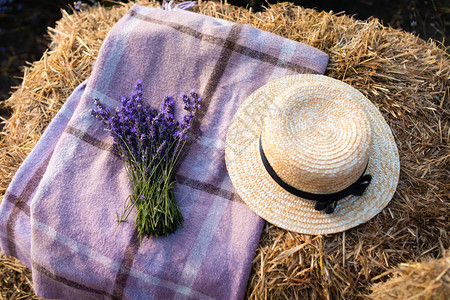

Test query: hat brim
[225,74,400,234]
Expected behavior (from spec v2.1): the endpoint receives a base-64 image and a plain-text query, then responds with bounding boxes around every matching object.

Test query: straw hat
[225,74,399,234]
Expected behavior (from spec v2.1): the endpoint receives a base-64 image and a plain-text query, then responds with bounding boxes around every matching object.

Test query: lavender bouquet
[91,80,201,238]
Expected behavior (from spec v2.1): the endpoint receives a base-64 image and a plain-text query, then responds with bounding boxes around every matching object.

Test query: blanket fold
[0,4,328,299]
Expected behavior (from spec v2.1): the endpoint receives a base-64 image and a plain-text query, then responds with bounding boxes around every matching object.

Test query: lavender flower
[178,90,202,141]
[74,1,83,11]
[91,80,202,239]
[0,0,13,14]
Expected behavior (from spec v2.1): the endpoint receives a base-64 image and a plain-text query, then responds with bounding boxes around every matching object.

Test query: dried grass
[370,252,450,300]
[0,1,449,299]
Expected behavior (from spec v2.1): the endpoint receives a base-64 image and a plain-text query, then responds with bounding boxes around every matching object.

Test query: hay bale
[370,252,450,300]
[0,1,448,299]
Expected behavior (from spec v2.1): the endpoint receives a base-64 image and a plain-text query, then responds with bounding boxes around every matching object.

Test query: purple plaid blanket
[0,4,328,299]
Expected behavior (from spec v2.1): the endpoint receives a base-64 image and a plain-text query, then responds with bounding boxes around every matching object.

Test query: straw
[370,251,450,300]
[225,74,400,234]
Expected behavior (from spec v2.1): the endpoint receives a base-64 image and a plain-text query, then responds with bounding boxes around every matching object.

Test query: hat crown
[261,85,372,194]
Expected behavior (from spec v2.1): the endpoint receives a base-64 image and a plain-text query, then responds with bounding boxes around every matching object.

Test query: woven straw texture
[225,74,400,234]
[0,1,448,299]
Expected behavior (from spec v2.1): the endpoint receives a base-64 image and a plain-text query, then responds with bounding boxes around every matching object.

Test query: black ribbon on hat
[259,136,372,214]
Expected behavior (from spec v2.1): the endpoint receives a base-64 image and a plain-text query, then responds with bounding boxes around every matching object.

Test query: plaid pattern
[0,4,328,299]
